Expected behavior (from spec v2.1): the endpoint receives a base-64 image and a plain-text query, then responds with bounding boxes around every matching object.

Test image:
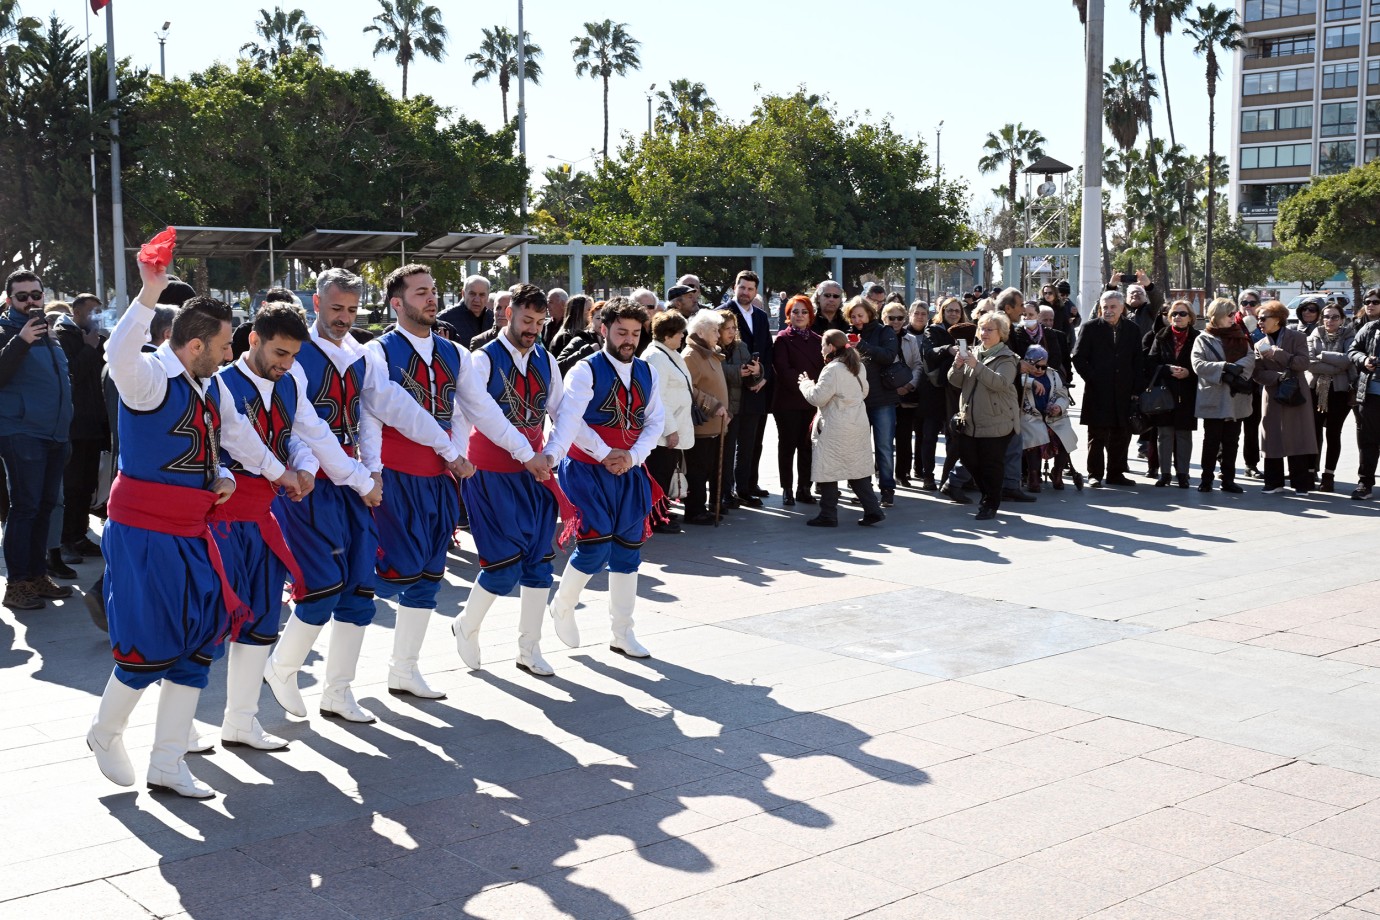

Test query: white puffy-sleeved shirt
[468,332,581,463]
[560,351,666,466]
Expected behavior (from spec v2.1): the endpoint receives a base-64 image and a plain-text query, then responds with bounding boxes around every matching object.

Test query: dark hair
[822,329,862,375]
[1056,280,1071,295]
[72,293,101,310]
[734,269,760,288]
[384,263,433,303]
[5,269,40,298]
[263,287,297,305]
[885,292,905,304]
[149,306,176,344]
[1366,288,1380,302]
[510,283,548,313]
[559,294,592,333]
[158,280,197,306]
[171,296,233,349]
[252,303,309,342]
[598,296,645,329]
[651,310,687,342]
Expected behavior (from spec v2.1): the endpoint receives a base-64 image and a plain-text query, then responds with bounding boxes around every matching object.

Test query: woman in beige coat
[1252,300,1318,494]
[947,312,1019,521]
[680,311,731,524]
[800,330,884,528]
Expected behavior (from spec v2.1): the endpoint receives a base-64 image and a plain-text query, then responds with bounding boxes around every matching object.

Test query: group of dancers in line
[87,260,666,798]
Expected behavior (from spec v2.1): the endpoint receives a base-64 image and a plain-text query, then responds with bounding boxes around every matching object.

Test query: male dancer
[548,299,665,658]
[210,304,379,748]
[366,264,533,699]
[452,284,581,676]
[265,269,464,723]
[88,263,289,798]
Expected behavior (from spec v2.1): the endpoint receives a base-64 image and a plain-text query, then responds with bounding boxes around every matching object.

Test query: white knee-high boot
[608,571,650,658]
[147,682,215,798]
[221,643,288,750]
[547,564,593,649]
[87,672,145,787]
[516,586,554,677]
[451,585,501,671]
[263,612,324,718]
[320,622,375,722]
[388,605,446,699]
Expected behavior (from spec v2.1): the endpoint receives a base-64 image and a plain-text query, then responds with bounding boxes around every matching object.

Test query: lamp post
[517,0,528,281]
[155,22,170,78]
[646,83,656,136]
[1079,0,1104,323]
[935,120,944,177]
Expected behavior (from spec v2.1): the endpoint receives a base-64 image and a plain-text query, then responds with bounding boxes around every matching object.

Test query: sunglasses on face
[1303,306,1319,313]
[1325,313,1344,320]
[1030,363,1047,370]
[820,292,841,299]
[9,291,42,303]
[1366,300,1380,306]
[1241,299,1259,306]
[1170,311,1190,318]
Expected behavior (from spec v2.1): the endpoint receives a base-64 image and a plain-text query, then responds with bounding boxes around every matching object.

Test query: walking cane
[714,413,726,526]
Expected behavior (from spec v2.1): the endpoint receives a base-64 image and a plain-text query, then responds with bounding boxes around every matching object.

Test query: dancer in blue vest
[265,269,458,724]
[210,303,378,750]
[366,264,532,699]
[88,262,289,798]
[452,284,583,676]
[548,299,666,658]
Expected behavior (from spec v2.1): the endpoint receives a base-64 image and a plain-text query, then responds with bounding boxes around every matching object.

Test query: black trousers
[1242,386,1263,468]
[816,478,881,522]
[646,445,681,508]
[895,404,918,479]
[684,435,720,516]
[62,438,104,545]
[733,412,767,495]
[774,409,813,495]
[1312,388,1351,474]
[1264,456,1316,491]
[1358,393,1380,487]
[954,431,1011,511]
[1086,426,1132,480]
[1200,418,1241,484]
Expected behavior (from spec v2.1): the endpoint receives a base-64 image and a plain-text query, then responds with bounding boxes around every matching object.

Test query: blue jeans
[0,435,69,580]
[867,405,897,493]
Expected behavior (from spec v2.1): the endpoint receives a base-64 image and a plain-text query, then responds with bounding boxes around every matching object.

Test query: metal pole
[517,0,529,283]
[158,38,165,78]
[84,4,103,301]
[1078,0,1105,324]
[936,121,943,177]
[106,4,127,312]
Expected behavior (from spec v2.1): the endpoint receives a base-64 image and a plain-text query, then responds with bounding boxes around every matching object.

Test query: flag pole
[103,0,128,312]
[84,2,104,301]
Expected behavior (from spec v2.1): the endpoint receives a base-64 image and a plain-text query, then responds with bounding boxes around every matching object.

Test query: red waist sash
[381,426,446,476]
[469,426,581,547]
[106,474,253,642]
[208,475,308,602]
[315,442,355,480]
[568,423,639,464]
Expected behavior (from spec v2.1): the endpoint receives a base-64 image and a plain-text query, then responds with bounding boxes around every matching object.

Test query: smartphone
[1119,272,1136,284]
[957,339,969,359]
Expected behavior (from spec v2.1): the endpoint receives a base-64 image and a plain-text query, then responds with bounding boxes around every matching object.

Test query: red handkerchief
[138,227,177,270]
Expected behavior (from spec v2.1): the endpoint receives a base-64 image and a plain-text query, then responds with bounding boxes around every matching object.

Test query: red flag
[90,0,109,12]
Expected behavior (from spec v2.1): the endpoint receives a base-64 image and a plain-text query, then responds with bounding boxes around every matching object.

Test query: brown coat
[1253,326,1318,458]
[682,335,730,439]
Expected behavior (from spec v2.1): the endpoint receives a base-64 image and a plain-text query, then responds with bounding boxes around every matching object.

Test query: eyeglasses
[1325,313,1344,320]
[1030,363,1048,370]
[9,291,42,303]
[1169,311,1190,318]
[820,292,841,298]
[886,316,905,322]
[1240,299,1259,306]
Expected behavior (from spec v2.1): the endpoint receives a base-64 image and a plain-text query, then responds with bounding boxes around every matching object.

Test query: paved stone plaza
[2,430,1380,920]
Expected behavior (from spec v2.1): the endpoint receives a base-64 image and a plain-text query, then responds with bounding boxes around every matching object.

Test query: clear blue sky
[82,0,1220,220]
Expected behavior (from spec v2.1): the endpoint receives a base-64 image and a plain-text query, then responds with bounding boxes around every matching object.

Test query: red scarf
[1169,325,1190,357]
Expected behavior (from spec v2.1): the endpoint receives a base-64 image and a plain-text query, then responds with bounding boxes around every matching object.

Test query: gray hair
[1126,284,1147,301]
[630,287,658,306]
[994,286,1024,313]
[1239,288,1260,304]
[811,280,843,313]
[1039,305,1055,319]
[686,309,724,341]
[150,305,176,344]
[316,268,364,300]
[463,275,491,295]
[547,287,568,302]
[1099,290,1125,309]
[676,273,700,288]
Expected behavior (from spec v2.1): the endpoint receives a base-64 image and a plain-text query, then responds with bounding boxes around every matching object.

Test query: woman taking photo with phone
[947,313,1019,521]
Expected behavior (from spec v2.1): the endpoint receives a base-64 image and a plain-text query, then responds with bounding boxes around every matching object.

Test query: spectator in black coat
[847,295,901,506]
[725,270,773,502]
[1072,290,1144,487]
[435,275,492,348]
[1143,301,1199,488]
[811,281,850,335]
[915,299,962,492]
[54,293,108,560]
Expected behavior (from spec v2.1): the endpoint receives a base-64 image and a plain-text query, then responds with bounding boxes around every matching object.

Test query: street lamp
[155,21,170,78]
[935,120,944,177]
[646,83,656,136]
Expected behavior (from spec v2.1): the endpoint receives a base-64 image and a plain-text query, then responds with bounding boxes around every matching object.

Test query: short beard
[605,341,634,364]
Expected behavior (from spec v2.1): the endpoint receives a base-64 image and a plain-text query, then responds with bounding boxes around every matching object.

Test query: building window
[1367,99,1380,132]
[1240,143,1313,169]
[1241,105,1314,132]
[1245,0,1318,20]
[1325,24,1361,47]
[1246,67,1318,94]
[1371,21,1380,43]
[1366,138,1380,161]
[1262,34,1316,56]
[1326,0,1361,18]
[1321,101,1359,134]
[1370,60,1380,84]
[1244,222,1277,244]
[1240,183,1307,211]
[1319,139,1357,172]
[1323,61,1360,87]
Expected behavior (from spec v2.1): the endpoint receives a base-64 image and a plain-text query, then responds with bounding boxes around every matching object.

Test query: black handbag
[1275,370,1306,406]
[881,359,912,390]
[1139,366,1176,417]
[1128,411,1153,435]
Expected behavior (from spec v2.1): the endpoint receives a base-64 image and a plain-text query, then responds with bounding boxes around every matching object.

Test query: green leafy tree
[364,0,446,100]
[466,25,541,125]
[1103,58,1156,151]
[1204,219,1273,294]
[240,7,324,70]
[571,20,641,160]
[977,122,1045,240]
[1276,159,1380,305]
[1153,0,1192,146]
[655,79,717,135]
[1184,3,1244,297]
[533,164,591,236]
[1272,252,1339,290]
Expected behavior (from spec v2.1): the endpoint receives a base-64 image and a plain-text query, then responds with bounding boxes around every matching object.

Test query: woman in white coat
[644,311,694,534]
[800,329,885,527]
[1018,344,1082,492]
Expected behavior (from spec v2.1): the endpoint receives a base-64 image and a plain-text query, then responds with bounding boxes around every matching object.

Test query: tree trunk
[1159,34,1176,149]
[602,75,610,160]
[502,88,509,124]
[1352,258,1363,306]
[402,60,409,100]
[1204,81,1217,299]
[1140,22,1157,175]
[1008,159,1019,242]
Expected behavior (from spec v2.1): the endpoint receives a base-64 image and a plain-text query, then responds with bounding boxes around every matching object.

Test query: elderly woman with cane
[680,310,730,525]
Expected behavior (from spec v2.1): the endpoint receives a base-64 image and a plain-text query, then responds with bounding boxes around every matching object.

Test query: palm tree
[1185,3,1244,297]
[1153,0,1192,147]
[239,7,324,69]
[364,0,447,100]
[466,26,541,124]
[1130,0,1160,170]
[977,123,1046,239]
[1104,58,1157,150]
[655,79,717,135]
[571,20,641,160]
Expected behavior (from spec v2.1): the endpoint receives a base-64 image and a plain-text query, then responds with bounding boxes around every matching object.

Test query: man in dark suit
[435,275,493,348]
[727,269,773,506]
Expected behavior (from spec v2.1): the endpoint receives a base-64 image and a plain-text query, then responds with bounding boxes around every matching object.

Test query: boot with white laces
[87,672,145,787]
[320,622,375,723]
[608,571,650,658]
[388,605,446,699]
[546,564,592,649]
[451,585,500,671]
[220,643,288,750]
[147,681,216,798]
[516,586,554,677]
[262,613,324,718]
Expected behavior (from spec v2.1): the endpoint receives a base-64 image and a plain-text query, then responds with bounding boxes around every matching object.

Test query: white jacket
[802,360,873,482]
[645,341,696,451]
[1019,368,1078,453]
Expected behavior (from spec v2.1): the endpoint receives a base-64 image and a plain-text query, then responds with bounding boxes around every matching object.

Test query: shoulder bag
[1139,366,1176,417]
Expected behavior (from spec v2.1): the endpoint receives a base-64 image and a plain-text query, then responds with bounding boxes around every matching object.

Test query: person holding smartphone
[0,271,73,611]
